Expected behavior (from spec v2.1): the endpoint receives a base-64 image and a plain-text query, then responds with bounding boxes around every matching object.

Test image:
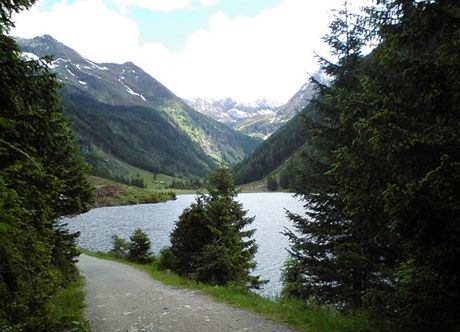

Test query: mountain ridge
[17,35,261,178]
[186,80,316,140]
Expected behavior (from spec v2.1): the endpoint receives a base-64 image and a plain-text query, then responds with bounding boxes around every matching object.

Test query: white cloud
[134,0,340,102]
[110,0,219,12]
[11,0,369,103]
[112,0,191,12]
[13,0,139,63]
[198,0,219,7]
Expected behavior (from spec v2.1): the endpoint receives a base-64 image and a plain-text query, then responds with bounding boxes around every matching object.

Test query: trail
[77,254,294,332]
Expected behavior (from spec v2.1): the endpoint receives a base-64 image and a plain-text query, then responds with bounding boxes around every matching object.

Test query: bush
[157,247,176,271]
[109,235,129,259]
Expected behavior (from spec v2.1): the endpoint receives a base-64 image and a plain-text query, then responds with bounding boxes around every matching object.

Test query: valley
[17,35,266,184]
[16,35,315,191]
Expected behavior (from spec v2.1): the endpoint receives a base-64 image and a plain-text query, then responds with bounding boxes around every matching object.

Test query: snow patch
[66,67,76,77]
[256,109,276,116]
[78,80,87,85]
[124,84,146,102]
[51,58,67,69]
[21,52,39,61]
[84,58,108,70]
[228,108,251,119]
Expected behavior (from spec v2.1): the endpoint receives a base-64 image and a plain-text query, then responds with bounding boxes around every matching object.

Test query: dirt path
[77,254,294,332]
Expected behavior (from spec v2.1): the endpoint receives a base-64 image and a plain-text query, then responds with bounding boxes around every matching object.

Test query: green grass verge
[81,250,383,332]
[49,276,90,332]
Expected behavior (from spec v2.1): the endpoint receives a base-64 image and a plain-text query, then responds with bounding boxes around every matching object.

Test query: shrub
[157,247,176,271]
[109,235,129,259]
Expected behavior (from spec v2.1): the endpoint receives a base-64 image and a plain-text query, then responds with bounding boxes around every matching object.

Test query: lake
[65,192,306,297]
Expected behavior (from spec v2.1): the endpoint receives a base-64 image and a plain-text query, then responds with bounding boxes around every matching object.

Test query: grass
[49,276,90,332]
[82,249,382,332]
[89,145,192,190]
[88,175,177,207]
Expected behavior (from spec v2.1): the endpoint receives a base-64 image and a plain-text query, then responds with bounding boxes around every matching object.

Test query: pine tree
[282,1,396,309]
[356,1,460,329]
[110,234,129,259]
[170,165,261,287]
[285,0,460,330]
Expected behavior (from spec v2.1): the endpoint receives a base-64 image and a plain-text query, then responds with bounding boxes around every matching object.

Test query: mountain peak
[122,61,137,68]
[37,34,57,42]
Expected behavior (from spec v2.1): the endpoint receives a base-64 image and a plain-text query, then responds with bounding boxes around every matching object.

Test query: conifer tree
[356,1,460,329]
[266,175,279,191]
[283,1,378,309]
[170,165,261,287]
[285,0,460,330]
[128,229,152,263]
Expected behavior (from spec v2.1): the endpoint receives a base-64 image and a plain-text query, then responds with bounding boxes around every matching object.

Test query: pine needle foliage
[170,165,262,288]
[283,1,460,331]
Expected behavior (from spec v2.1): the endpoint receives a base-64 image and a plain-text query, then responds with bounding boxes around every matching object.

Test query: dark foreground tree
[170,165,262,288]
[284,0,460,331]
[0,1,93,329]
[360,1,460,330]
[282,1,393,310]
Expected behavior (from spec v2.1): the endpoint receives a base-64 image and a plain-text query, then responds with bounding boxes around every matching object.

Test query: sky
[12,0,369,103]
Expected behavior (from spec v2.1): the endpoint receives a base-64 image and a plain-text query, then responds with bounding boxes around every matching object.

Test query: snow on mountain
[187,80,316,139]
[184,97,280,127]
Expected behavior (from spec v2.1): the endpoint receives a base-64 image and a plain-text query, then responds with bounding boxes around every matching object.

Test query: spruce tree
[357,1,460,329]
[284,0,398,310]
[283,1,379,309]
[266,175,279,191]
[170,165,261,287]
[285,0,460,330]
[128,229,152,263]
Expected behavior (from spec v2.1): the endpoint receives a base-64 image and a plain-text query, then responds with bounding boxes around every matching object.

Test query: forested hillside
[233,107,310,184]
[17,36,261,178]
[62,87,216,177]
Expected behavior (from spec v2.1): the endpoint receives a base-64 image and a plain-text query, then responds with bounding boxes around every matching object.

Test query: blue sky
[12,0,368,102]
[130,0,284,50]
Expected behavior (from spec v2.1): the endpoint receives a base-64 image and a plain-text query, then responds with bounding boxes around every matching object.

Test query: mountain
[185,98,280,128]
[233,106,310,185]
[187,80,315,140]
[233,78,322,185]
[235,80,316,139]
[16,35,261,178]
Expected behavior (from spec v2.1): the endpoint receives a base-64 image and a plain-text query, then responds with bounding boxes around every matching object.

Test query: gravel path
[77,254,294,332]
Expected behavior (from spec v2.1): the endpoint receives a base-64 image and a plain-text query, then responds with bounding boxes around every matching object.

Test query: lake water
[65,192,306,297]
